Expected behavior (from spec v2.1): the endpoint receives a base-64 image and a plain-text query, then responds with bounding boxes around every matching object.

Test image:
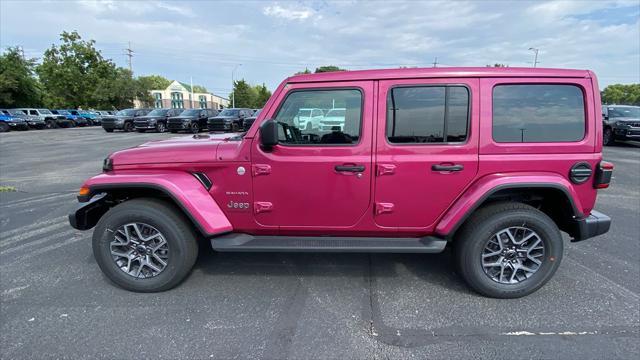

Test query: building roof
[177,81,192,92]
[287,67,593,83]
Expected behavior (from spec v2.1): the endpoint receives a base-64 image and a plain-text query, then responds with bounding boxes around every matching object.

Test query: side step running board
[210,234,447,253]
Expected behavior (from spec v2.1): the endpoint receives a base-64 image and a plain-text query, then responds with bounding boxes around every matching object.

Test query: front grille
[167,120,187,130]
[627,122,640,128]
[208,119,228,131]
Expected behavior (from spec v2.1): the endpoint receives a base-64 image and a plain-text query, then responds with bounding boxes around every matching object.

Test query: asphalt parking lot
[0,127,638,359]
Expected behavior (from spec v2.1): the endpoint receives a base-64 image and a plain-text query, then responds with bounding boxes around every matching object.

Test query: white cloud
[263,4,317,21]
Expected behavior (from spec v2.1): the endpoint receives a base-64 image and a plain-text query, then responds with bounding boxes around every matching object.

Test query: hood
[109,132,244,166]
[209,115,237,121]
[137,115,163,121]
[113,116,133,121]
[611,117,640,122]
[168,116,198,121]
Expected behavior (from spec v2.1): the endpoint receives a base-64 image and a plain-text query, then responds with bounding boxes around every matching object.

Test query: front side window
[274,89,362,145]
[387,86,469,143]
[493,84,585,143]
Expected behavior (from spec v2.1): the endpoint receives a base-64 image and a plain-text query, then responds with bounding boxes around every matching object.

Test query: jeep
[602,105,640,145]
[167,108,218,134]
[207,108,253,132]
[1,109,45,129]
[14,108,70,128]
[102,108,152,132]
[134,108,183,133]
[69,67,612,298]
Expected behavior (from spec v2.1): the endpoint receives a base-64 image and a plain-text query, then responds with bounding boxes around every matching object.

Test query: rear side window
[386,86,469,144]
[492,84,585,143]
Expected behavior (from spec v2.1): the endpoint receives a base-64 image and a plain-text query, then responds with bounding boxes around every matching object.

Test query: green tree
[295,68,312,75]
[230,79,256,108]
[192,85,208,93]
[137,75,171,90]
[0,47,42,107]
[253,83,272,108]
[601,84,640,105]
[37,31,135,109]
[314,65,346,73]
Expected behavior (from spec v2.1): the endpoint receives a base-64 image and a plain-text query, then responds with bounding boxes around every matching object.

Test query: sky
[1,0,639,96]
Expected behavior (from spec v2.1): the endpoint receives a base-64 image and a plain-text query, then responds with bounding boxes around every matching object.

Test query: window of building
[153,92,163,108]
[386,86,469,144]
[170,92,184,109]
[492,84,585,143]
[199,95,207,109]
[273,89,362,145]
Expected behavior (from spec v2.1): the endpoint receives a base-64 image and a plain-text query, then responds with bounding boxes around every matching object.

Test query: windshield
[58,110,70,115]
[253,109,262,117]
[608,107,640,118]
[38,109,52,114]
[9,110,26,116]
[179,109,200,116]
[147,109,168,116]
[219,109,239,116]
[116,109,136,116]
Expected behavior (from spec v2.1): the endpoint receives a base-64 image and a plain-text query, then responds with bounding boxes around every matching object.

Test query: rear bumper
[570,210,611,242]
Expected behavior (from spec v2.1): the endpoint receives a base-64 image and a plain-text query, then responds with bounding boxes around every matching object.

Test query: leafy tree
[137,75,171,90]
[230,79,256,108]
[0,47,42,107]
[314,65,346,73]
[295,68,312,75]
[601,84,640,105]
[253,83,272,108]
[192,85,208,93]
[37,31,134,109]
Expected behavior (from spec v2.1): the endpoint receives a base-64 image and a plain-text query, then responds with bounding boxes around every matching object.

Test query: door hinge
[377,164,396,176]
[254,201,273,214]
[253,164,271,176]
[375,202,394,215]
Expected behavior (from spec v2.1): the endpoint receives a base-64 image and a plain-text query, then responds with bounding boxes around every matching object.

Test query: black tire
[603,127,615,146]
[453,202,563,298]
[104,128,114,133]
[69,120,76,128]
[123,121,134,132]
[0,122,9,133]
[190,122,200,134]
[45,120,57,129]
[231,122,239,132]
[156,122,166,133]
[92,198,199,292]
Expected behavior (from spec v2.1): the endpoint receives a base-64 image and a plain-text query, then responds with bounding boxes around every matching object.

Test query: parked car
[134,108,183,133]
[70,67,612,298]
[319,108,346,131]
[293,108,324,131]
[102,108,152,132]
[0,112,29,132]
[207,108,253,132]
[602,105,640,145]
[67,110,99,126]
[13,108,70,128]
[167,108,218,134]
[52,110,88,127]
[94,110,116,125]
[242,109,261,130]
[1,109,45,129]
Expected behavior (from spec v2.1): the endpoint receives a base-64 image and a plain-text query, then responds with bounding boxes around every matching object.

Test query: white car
[294,108,324,131]
[320,108,346,131]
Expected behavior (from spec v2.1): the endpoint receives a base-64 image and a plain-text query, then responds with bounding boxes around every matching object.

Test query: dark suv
[602,105,640,145]
[207,108,253,132]
[167,109,218,134]
[102,108,152,132]
[134,108,182,133]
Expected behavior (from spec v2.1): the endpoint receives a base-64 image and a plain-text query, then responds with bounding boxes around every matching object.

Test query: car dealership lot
[1,127,638,359]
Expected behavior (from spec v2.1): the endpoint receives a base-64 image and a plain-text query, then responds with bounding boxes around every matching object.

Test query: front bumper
[102,122,125,130]
[570,210,611,242]
[208,120,232,131]
[167,121,190,130]
[134,120,158,129]
[68,193,109,230]
[7,122,29,130]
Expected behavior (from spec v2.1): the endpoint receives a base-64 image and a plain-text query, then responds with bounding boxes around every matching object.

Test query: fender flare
[435,173,584,238]
[75,171,232,237]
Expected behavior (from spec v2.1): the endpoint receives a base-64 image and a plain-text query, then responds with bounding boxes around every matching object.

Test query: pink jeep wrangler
[69,67,613,298]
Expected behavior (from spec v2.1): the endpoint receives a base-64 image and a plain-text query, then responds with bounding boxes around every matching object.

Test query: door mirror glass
[260,119,279,149]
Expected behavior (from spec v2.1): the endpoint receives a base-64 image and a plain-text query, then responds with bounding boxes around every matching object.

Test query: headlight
[149,118,157,123]
[115,119,124,124]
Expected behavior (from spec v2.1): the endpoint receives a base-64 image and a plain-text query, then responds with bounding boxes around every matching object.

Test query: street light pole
[232,64,242,108]
[528,47,539,68]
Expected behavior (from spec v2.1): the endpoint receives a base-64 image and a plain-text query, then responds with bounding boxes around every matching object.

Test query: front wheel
[123,122,134,132]
[0,122,9,132]
[156,122,166,133]
[45,120,57,129]
[104,128,114,133]
[190,122,200,134]
[603,127,615,146]
[454,202,563,298]
[92,198,199,292]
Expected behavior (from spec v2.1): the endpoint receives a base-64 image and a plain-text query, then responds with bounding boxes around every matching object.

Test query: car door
[251,81,374,229]
[374,78,479,229]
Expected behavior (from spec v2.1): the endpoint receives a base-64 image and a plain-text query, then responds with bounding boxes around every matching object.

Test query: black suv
[602,105,640,145]
[134,108,182,133]
[167,109,218,134]
[207,108,253,132]
[102,108,152,132]
[242,108,261,130]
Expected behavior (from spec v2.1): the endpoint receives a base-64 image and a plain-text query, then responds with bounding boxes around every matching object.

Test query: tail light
[594,161,614,189]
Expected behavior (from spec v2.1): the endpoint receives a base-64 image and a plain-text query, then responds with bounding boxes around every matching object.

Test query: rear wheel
[603,127,615,146]
[454,202,563,298]
[156,122,166,133]
[45,120,57,129]
[123,122,134,132]
[69,120,76,128]
[92,198,198,292]
[0,122,9,132]
[190,122,200,134]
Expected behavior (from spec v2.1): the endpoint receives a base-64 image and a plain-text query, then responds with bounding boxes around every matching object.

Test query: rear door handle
[432,164,464,172]
[335,164,365,172]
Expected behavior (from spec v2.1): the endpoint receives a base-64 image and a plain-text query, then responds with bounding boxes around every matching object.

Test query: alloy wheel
[481,226,545,284]
[157,123,166,133]
[110,223,169,279]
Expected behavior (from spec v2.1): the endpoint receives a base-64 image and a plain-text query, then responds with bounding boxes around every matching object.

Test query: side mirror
[260,119,278,149]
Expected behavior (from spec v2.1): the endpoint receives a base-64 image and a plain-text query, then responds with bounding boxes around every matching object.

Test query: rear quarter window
[492,84,585,143]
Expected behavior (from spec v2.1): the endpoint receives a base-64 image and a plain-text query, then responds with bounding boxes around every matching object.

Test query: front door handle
[335,164,365,172]
[432,164,464,172]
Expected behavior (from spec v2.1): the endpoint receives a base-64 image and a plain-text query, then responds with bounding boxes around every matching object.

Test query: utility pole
[528,47,539,68]
[190,76,194,109]
[232,64,242,108]
[125,42,134,73]
[432,57,438,68]
[17,46,25,60]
